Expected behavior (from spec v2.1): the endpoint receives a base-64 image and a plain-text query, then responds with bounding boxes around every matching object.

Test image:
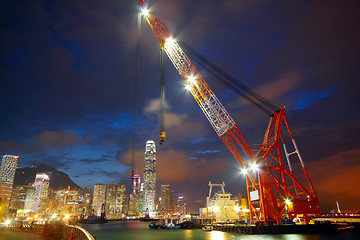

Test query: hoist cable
[131,11,142,177]
[179,41,280,116]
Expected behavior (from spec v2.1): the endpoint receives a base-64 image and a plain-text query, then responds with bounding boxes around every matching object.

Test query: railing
[6,223,96,240]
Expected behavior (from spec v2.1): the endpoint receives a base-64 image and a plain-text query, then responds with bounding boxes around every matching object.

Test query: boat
[202,225,213,231]
[164,222,180,229]
[149,221,161,229]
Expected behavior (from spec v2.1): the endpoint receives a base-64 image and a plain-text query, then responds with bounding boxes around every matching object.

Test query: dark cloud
[0,0,359,212]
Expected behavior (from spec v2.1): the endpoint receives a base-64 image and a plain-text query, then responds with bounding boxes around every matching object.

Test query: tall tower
[106,184,117,219]
[160,184,174,215]
[176,196,186,215]
[115,185,126,217]
[32,173,50,214]
[24,186,35,210]
[92,184,106,216]
[143,140,156,216]
[0,155,19,210]
[9,185,28,210]
[132,174,141,195]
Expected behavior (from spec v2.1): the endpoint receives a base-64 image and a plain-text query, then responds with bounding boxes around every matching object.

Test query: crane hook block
[159,131,166,144]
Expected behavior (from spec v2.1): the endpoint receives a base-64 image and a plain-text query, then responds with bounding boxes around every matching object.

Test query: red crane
[138,0,320,224]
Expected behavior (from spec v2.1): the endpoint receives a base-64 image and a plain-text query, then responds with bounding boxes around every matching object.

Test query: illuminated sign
[250,190,259,201]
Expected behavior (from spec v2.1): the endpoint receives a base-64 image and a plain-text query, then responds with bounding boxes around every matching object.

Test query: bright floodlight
[251,163,259,172]
[187,75,196,84]
[285,199,291,205]
[141,8,149,16]
[241,168,248,175]
[165,37,176,48]
[185,84,192,91]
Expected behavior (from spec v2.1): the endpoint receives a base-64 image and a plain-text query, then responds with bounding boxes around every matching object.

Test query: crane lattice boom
[138,0,320,224]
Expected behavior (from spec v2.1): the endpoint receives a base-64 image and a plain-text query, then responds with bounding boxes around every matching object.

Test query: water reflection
[83,221,352,240]
[210,230,225,240]
[184,229,193,240]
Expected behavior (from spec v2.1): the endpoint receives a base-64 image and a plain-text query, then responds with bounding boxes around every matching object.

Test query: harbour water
[83,221,358,240]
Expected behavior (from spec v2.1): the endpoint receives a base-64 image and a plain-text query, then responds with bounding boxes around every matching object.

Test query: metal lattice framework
[139,1,320,224]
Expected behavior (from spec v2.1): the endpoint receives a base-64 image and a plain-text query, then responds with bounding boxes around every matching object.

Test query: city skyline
[1,0,360,213]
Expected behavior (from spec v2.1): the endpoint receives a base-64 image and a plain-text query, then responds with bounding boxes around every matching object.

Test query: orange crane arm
[138,2,254,164]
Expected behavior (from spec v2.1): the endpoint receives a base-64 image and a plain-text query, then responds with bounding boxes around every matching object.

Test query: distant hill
[14,164,82,190]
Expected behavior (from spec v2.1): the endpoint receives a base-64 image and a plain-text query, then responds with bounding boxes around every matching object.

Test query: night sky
[1,0,359,213]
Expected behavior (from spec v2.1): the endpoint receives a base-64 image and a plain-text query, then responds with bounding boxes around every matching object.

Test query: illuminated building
[115,185,126,217]
[143,140,156,217]
[176,196,186,215]
[32,173,50,214]
[132,174,141,194]
[92,184,106,216]
[79,188,92,217]
[128,194,136,216]
[135,185,144,216]
[106,184,127,218]
[55,188,79,216]
[160,184,174,215]
[106,184,117,219]
[129,174,143,216]
[9,185,28,210]
[24,186,35,210]
[0,155,19,210]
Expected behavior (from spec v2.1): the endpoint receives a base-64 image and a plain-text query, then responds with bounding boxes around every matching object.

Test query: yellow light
[52,214,57,219]
[242,208,250,213]
[65,214,70,219]
[5,220,10,225]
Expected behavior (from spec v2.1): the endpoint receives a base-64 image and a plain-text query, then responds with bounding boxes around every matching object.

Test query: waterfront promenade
[0,231,44,240]
[0,223,94,240]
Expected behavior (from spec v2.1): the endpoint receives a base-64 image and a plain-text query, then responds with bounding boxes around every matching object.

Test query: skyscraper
[143,140,156,216]
[92,184,106,216]
[9,185,28,210]
[115,185,126,217]
[32,173,50,214]
[106,184,117,219]
[79,188,92,217]
[0,155,19,210]
[105,184,127,219]
[176,196,186,215]
[132,174,141,195]
[160,184,174,215]
[24,186,35,210]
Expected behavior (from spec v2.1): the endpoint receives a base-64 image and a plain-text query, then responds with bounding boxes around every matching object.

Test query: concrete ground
[0,231,45,240]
